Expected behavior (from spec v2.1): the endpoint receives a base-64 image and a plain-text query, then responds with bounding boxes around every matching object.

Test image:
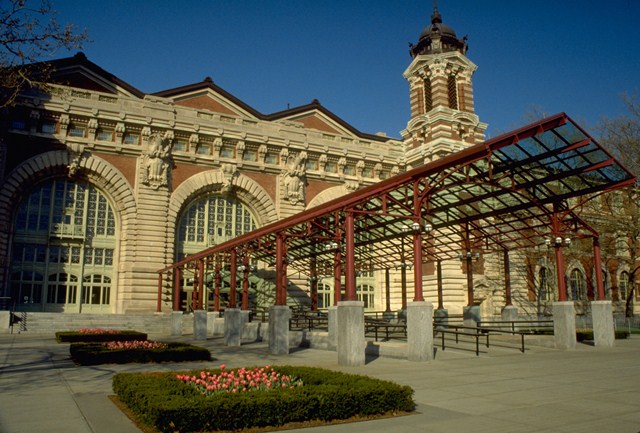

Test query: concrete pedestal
[337,300,365,366]
[463,305,480,330]
[501,305,519,329]
[206,311,220,336]
[553,301,576,350]
[0,311,9,332]
[224,308,243,346]
[591,300,615,347]
[268,305,291,355]
[407,301,434,362]
[193,310,207,340]
[327,306,338,351]
[170,311,183,336]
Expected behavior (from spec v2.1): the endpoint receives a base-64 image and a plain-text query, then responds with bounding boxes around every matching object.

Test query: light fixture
[401,224,410,233]
[544,239,551,246]
[411,222,421,233]
[564,237,571,246]
[424,222,433,232]
[555,236,563,245]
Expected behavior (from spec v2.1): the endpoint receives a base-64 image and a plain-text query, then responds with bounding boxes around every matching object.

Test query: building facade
[1,6,635,317]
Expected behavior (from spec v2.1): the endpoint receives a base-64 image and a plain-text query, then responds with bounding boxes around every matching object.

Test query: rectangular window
[220,147,234,158]
[243,149,257,161]
[97,129,113,141]
[41,122,56,134]
[196,144,211,155]
[123,133,139,145]
[11,120,27,130]
[344,165,355,176]
[306,159,318,170]
[69,126,85,138]
[173,139,187,152]
[325,162,337,173]
[265,153,278,164]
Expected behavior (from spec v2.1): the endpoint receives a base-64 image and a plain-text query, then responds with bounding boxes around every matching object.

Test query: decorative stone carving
[213,137,222,158]
[258,144,267,163]
[66,141,86,177]
[318,154,327,172]
[337,157,347,175]
[142,132,172,189]
[345,180,359,192]
[373,163,383,179]
[356,160,365,178]
[282,151,307,205]
[220,163,239,192]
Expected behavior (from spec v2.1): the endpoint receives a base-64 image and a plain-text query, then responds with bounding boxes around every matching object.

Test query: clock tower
[402,3,487,167]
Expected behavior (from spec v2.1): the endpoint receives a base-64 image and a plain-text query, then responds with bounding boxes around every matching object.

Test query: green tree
[0,0,88,107]
[596,93,640,316]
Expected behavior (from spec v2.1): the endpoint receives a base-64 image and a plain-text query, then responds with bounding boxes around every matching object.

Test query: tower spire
[432,0,442,24]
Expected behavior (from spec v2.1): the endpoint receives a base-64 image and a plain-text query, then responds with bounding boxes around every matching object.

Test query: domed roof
[410,4,467,58]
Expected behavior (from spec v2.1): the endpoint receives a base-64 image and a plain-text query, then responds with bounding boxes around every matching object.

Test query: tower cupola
[410,2,468,58]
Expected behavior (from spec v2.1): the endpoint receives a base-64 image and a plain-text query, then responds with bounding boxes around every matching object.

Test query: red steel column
[173,267,181,312]
[229,249,237,308]
[413,229,424,302]
[242,254,250,310]
[345,212,356,301]
[333,244,342,305]
[551,210,567,302]
[593,237,605,300]
[197,259,205,310]
[275,234,287,306]
[504,250,512,306]
[214,258,221,311]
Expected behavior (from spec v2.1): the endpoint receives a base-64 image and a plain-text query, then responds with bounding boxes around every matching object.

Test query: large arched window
[569,269,586,301]
[176,194,257,259]
[11,179,117,312]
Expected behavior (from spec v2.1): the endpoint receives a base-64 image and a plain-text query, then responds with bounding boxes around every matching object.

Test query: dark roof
[410,5,468,58]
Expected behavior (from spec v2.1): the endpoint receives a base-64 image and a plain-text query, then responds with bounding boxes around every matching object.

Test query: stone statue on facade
[142,132,172,189]
[282,151,307,205]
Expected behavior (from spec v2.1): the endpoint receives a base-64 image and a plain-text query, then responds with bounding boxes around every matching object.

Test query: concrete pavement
[1,333,639,433]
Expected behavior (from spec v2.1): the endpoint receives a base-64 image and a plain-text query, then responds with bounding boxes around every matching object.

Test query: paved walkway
[1,333,639,433]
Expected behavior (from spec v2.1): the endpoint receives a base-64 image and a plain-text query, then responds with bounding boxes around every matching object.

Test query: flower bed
[56,329,148,343]
[112,365,415,433]
[70,341,211,365]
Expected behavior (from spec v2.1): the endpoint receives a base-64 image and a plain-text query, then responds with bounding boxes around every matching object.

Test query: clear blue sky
[50,0,639,139]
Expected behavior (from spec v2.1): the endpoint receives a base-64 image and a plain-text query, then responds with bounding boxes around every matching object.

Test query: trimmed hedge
[56,330,148,343]
[70,342,211,365]
[112,366,415,432]
[576,330,629,341]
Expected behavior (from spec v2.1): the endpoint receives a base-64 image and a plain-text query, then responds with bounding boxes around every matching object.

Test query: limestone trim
[169,170,278,229]
[306,185,350,209]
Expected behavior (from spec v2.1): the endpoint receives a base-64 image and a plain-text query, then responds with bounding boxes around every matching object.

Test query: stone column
[591,300,615,347]
[553,301,576,350]
[463,305,480,329]
[224,308,243,346]
[269,305,291,355]
[170,311,183,336]
[337,300,365,366]
[407,301,434,362]
[193,310,207,340]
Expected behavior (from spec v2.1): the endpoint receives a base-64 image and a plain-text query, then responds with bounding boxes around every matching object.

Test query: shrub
[70,341,210,365]
[112,365,414,432]
[56,329,148,343]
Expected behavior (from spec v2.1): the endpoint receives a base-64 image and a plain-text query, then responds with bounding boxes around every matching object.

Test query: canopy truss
[158,113,636,310]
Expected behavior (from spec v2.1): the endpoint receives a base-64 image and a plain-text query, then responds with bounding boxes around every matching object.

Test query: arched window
[569,269,586,301]
[11,179,116,312]
[423,79,433,113]
[447,75,458,109]
[176,194,257,259]
[619,271,630,302]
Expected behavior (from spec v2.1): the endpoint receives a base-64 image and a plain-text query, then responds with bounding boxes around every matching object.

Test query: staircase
[8,312,194,336]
